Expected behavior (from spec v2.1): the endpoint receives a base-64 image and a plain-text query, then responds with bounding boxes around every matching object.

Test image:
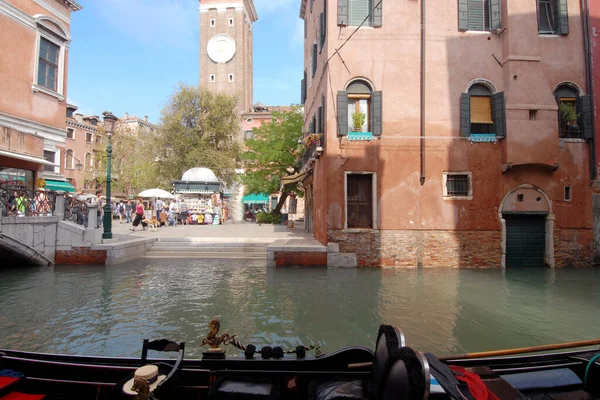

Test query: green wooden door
[505,215,546,268]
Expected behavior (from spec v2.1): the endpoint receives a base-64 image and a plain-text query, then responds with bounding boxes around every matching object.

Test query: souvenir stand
[172,168,224,225]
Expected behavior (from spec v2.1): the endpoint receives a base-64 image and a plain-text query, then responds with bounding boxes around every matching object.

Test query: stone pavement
[107,220,313,241]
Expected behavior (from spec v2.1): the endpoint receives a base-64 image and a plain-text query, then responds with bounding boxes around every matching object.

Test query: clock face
[207,34,236,63]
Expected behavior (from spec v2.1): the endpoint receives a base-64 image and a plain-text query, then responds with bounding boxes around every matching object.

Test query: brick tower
[199,0,257,114]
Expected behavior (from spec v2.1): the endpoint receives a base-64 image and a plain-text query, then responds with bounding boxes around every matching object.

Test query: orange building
[0,0,81,191]
[300,0,593,268]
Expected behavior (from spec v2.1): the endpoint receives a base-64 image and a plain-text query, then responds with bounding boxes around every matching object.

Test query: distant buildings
[0,0,81,191]
[300,0,594,268]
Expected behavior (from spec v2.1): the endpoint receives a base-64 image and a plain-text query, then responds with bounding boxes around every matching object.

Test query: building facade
[199,0,257,118]
[63,104,99,192]
[301,0,593,268]
[0,0,81,190]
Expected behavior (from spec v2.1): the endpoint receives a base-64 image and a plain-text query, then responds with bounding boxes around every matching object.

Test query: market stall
[172,168,224,224]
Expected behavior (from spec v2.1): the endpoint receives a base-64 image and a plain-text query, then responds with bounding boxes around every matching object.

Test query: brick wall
[56,247,106,265]
[554,228,593,268]
[274,252,327,267]
[328,230,501,268]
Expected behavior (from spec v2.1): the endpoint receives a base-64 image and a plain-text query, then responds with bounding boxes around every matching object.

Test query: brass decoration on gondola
[200,318,237,349]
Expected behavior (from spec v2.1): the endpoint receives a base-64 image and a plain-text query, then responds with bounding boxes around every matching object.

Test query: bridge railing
[64,194,89,226]
[0,186,56,217]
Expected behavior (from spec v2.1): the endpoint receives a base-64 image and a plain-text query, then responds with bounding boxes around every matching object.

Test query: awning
[0,149,58,167]
[470,134,496,143]
[281,171,309,186]
[241,193,269,204]
[348,131,373,141]
[176,189,214,194]
[45,179,75,192]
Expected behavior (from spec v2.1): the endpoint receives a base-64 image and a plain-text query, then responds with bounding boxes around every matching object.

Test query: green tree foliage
[154,84,241,186]
[241,107,303,213]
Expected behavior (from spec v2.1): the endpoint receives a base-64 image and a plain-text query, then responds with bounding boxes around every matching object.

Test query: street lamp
[102,111,118,240]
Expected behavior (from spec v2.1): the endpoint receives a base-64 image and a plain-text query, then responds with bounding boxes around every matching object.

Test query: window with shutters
[537,0,568,35]
[66,128,74,140]
[338,0,382,27]
[86,132,93,143]
[458,0,501,32]
[312,43,318,78]
[554,83,592,139]
[337,79,382,137]
[346,173,376,229]
[443,172,472,199]
[243,130,254,140]
[460,82,505,140]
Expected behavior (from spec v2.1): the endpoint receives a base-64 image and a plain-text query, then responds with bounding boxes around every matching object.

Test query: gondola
[0,322,599,400]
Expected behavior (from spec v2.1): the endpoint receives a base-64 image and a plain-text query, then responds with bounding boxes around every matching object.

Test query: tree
[154,84,241,186]
[241,107,303,213]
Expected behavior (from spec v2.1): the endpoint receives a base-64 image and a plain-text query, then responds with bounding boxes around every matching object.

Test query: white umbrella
[138,188,174,199]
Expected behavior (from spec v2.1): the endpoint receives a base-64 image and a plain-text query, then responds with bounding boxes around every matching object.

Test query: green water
[0,259,599,358]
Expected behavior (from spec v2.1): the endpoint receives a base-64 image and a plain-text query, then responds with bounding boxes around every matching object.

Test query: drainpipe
[420,0,426,186]
[581,0,596,179]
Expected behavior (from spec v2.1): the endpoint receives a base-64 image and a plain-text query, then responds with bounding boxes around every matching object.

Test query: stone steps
[146,239,268,259]
[143,252,266,259]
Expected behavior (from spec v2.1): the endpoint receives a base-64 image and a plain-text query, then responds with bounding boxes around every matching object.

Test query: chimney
[75,113,83,123]
[124,112,129,119]
[144,116,148,122]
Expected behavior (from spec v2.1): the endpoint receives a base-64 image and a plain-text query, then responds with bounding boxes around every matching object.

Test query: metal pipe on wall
[581,0,596,179]
[420,0,426,186]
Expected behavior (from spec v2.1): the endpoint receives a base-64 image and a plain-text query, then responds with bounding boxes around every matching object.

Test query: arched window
[65,149,74,169]
[460,81,505,139]
[337,79,382,139]
[554,84,580,138]
[84,152,92,170]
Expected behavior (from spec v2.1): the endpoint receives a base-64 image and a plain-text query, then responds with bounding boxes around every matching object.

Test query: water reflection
[0,260,598,358]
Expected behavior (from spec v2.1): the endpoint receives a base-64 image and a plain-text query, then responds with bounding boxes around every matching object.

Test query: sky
[67,0,304,124]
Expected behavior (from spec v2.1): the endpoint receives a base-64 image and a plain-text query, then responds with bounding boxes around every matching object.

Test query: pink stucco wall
[302,0,592,247]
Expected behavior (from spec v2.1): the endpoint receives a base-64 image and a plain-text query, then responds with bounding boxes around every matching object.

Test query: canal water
[0,259,599,358]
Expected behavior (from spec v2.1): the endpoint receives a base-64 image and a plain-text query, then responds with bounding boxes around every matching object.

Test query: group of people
[5,189,53,217]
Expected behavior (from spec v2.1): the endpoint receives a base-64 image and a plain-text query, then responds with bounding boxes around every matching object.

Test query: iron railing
[301,139,321,169]
[0,187,56,217]
[64,194,89,226]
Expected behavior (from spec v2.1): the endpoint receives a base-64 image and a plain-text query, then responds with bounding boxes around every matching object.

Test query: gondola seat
[207,376,280,400]
[311,325,429,400]
[111,339,185,398]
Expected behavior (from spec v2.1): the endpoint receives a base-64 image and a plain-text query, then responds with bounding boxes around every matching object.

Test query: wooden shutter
[319,13,324,51]
[322,94,326,138]
[371,91,382,136]
[350,0,370,26]
[489,0,500,30]
[301,77,306,105]
[491,92,506,139]
[373,0,383,28]
[337,91,348,137]
[310,0,314,13]
[467,0,485,31]
[578,95,593,140]
[338,0,348,25]
[312,44,318,77]
[557,0,569,35]
[458,0,469,31]
[460,93,471,137]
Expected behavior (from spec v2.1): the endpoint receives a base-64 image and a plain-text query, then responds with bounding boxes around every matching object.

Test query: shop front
[172,168,225,224]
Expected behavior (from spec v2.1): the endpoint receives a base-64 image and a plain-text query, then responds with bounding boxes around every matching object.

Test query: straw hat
[122,364,166,395]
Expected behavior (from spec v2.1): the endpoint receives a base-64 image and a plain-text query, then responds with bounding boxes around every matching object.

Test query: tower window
[228,74,234,82]
[210,19,215,27]
[229,18,234,26]
[209,74,215,83]
[564,186,571,201]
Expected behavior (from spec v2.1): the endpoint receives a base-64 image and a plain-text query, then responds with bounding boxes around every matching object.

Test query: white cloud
[96,0,198,49]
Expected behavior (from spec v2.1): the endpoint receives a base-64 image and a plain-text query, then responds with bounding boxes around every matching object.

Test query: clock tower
[199,0,257,113]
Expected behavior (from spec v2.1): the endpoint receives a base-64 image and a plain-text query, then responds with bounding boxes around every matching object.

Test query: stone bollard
[87,203,98,230]
[54,191,66,218]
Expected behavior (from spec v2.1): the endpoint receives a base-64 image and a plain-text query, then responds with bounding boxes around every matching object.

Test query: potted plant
[352,112,366,132]
[559,102,580,137]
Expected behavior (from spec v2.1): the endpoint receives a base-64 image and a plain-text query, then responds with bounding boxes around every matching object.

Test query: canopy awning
[45,179,75,192]
[281,171,309,186]
[348,132,373,141]
[241,193,269,204]
[0,149,58,167]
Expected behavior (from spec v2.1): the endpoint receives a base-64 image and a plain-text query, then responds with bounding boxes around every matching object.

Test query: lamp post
[102,111,118,239]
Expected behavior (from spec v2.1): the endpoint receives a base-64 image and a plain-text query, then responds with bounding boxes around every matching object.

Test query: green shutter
[301,77,306,105]
[337,91,348,137]
[373,0,383,28]
[312,44,318,77]
[578,95,593,140]
[319,13,324,51]
[490,0,500,30]
[458,0,469,31]
[371,91,382,136]
[310,0,314,13]
[467,0,485,31]
[460,93,471,137]
[338,0,348,25]
[557,0,569,35]
[322,94,326,137]
[491,91,506,139]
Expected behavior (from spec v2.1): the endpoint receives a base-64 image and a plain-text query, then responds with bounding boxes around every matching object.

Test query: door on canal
[504,214,546,268]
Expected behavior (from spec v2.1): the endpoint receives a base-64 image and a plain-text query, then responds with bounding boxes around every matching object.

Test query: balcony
[301,134,323,171]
